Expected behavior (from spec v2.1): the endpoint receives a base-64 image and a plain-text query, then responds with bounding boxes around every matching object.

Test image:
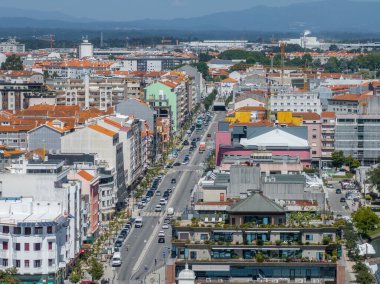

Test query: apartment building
[270,92,322,114]
[0,38,25,53]
[0,198,69,283]
[97,116,145,188]
[335,114,380,165]
[320,112,336,167]
[170,192,341,283]
[61,124,127,202]
[34,60,113,79]
[117,55,194,72]
[327,94,363,114]
[145,76,189,133]
[46,77,126,110]
[0,159,82,263]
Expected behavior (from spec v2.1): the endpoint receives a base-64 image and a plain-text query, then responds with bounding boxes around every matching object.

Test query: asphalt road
[115,111,225,283]
[326,182,352,217]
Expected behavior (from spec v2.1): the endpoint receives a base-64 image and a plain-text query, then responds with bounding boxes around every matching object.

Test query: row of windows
[273,102,318,106]
[2,241,54,251]
[1,225,53,235]
[1,258,54,268]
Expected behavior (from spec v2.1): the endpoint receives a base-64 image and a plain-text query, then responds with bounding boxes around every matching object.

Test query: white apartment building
[0,159,82,262]
[0,198,69,283]
[46,77,126,111]
[0,38,25,53]
[61,124,127,203]
[270,92,322,114]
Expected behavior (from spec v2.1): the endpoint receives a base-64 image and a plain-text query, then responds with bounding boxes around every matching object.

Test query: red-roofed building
[327,93,370,114]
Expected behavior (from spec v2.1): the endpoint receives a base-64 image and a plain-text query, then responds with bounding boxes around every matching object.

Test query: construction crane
[35,34,55,50]
[279,41,287,87]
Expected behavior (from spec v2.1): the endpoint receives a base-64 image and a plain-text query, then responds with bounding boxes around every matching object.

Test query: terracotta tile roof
[293,112,321,120]
[103,118,122,129]
[45,121,74,133]
[160,81,177,89]
[221,77,238,83]
[77,170,95,182]
[88,124,117,137]
[321,111,335,118]
[235,106,267,112]
[329,94,361,101]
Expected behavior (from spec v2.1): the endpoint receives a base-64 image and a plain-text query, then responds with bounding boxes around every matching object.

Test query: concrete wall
[28,126,62,152]
[229,166,261,198]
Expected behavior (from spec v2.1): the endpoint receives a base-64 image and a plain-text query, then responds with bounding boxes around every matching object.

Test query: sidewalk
[341,246,357,283]
[145,265,166,284]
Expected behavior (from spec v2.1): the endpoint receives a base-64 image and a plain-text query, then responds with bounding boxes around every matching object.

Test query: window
[48,242,53,250]
[24,227,31,235]
[312,135,317,139]
[34,243,41,251]
[48,259,54,267]
[2,226,9,234]
[15,260,20,268]
[312,151,317,155]
[200,234,208,241]
[15,243,20,251]
[34,260,41,268]
[190,251,197,260]
[35,227,43,235]
[2,242,8,250]
[24,243,30,251]
[24,260,30,268]
[13,227,21,235]
[47,226,53,234]
[2,259,8,267]
[305,234,314,241]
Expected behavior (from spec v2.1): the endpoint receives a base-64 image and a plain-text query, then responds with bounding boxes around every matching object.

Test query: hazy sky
[0,0,378,21]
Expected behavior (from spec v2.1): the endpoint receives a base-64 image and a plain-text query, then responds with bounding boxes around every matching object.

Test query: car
[120,229,129,236]
[207,133,211,138]
[173,162,181,166]
[171,178,176,184]
[191,142,196,147]
[196,137,200,141]
[336,214,343,219]
[141,201,146,207]
[164,216,172,223]
[114,240,123,248]
[186,130,192,135]
[158,230,165,237]
[146,190,154,197]
[182,160,189,165]
[192,138,196,142]
[182,140,189,146]
[156,191,161,196]
[162,223,169,229]
[353,197,360,202]
[340,197,346,203]
[155,204,162,212]
[160,198,167,206]
[336,189,342,194]
[137,204,144,209]
[158,237,165,243]
[167,188,172,193]
[327,184,334,189]
[165,163,173,169]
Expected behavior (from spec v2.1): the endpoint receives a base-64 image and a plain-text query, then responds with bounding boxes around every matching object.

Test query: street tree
[68,268,81,284]
[331,150,345,168]
[366,165,380,189]
[0,267,19,283]
[88,257,104,280]
[352,206,379,234]
[1,54,23,70]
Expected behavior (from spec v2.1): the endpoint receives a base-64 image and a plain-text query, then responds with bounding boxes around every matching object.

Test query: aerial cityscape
[1,0,380,283]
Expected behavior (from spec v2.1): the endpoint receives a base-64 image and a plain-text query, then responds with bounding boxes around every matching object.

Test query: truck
[199,142,206,153]
[135,217,143,228]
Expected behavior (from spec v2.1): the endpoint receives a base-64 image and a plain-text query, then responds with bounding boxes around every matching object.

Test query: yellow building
[225,106,267,123]
[277,111,303,126]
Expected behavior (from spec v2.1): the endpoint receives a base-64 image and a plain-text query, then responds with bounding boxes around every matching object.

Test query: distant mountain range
[0,0,379,33]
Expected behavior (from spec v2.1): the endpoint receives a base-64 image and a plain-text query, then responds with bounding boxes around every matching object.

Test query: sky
[0,0,378,21]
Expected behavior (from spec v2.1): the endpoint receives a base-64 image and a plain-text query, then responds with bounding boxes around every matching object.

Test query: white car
[162,223,169,229]
[158,230,165,237]
[155,204,162,212]
[159,198,167,206]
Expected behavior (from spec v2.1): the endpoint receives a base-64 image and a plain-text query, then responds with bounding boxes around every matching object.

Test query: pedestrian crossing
[142,211,182,217]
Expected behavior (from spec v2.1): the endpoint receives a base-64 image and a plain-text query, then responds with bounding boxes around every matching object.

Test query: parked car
[173,162,181,166]
[340,197,346,203]
[160,198,167,206]
[336,189,342,194]
[156,191,161,196]
[162,223,169,229]
[155,205,162,212]
[171,178,176,184]
[182,140,189,145]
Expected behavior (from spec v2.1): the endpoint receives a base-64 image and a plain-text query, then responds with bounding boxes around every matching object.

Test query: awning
[192,264,230,271]
[271,231,301,233]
